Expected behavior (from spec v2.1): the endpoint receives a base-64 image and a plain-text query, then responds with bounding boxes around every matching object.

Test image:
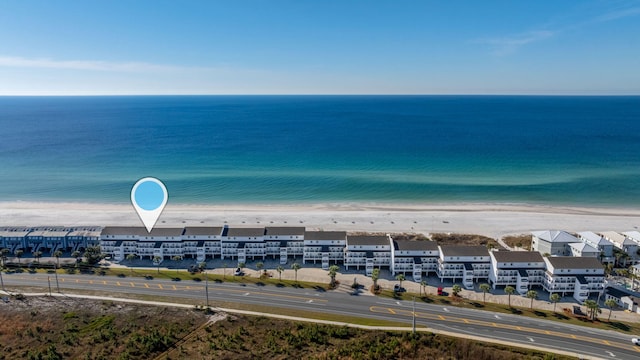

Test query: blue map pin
[131,177,168,232]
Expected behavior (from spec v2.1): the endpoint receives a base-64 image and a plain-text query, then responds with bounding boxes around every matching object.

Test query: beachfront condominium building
[265,227,305,264]
[531,230,580,256]
[65,227,102,253]
[577,231,614,264]
[221,227,266,263]
[488,251,545,294]
[622,231,640,263]
[604,286,640,314]
[390,239,439,282]
[600,231,638,266]
[25,226,71,254]
[437,245,490,289]
[100,227,184,262]
[344,234,392,275]
[303,231,347,269]
[542,256,605,303]
[183,227,223,262]
[0,227,31,254]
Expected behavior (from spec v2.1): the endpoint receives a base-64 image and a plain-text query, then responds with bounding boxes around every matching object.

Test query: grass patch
[502,234,532,250]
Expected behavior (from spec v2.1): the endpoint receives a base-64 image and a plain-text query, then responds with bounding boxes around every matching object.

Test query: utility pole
[47,276,52,296]
[412,296,416,335]
[0,268,5,292]
[205,270,209,308]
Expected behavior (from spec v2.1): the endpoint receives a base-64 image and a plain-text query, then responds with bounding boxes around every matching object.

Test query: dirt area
[0,295,573,360]
[502,234,532,250]
[430,233,500,248]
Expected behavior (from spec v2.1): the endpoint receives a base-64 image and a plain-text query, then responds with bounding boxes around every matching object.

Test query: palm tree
[291,262,301,283]
[617,269,629,288]
[395,273,405,289]
[584,299,601,320]
[526,290,537,309]
[451,284,462,297]
[152,255,162,273]
[276,265,284,281]
[550,293,561,312]
[479,283,491,304]
[371,268,380,291]
[71,250,81,266]
[1,248,9,267]
[328,265,339,287]
[33,250,43,263]
[198,261,206,272]
[420,280,427,297]
[605,298,617,321]
[53,250,63,268]
[126,253,136,262]
[504,286,515,308]
[15,249,24,264]
[172,255,183,273]
[256,261,264,277]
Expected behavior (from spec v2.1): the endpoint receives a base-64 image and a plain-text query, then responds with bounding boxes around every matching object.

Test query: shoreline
[2,201,640,238]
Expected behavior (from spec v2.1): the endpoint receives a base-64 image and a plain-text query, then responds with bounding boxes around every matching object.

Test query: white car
[632,338,639,345]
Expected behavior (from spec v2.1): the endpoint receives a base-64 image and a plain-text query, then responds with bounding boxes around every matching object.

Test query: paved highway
[3,272,640,360]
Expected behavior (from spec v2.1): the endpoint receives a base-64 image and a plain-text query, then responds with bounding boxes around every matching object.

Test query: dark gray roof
[265,227,305,236]
[101,227,183,237]
[439,245,489,257]
[226,227,265,237]
[491,251,544,263]
[545,256,603,269]
[393,240,439,251]
[183,227,222,236]
[347,235,389,246]
[304,231,347,241]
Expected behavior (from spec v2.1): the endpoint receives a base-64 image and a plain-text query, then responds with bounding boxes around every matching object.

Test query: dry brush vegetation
[0,296,572,360]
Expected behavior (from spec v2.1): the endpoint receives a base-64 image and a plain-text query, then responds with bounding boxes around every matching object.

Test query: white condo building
[542,256,605,302]
[303,231,347,269]
[390,240,439,282]
[437,245,490,289]
[488,251,545,294]
[344,234,392,275]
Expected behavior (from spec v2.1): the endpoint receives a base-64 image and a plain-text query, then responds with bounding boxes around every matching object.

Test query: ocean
[0,95,639,207]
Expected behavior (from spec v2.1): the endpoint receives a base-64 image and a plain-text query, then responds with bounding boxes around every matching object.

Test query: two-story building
[542,256,605,302]
[488,251,545,294]
[100,227,184,262]
[65,227,102,253]
[437,245,490,289]
[577,231,614,264]
[265,227,305,264]
[531,230,580,256]
[601,231,638,266]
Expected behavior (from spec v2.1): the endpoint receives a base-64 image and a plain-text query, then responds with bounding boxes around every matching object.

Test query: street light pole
[0,268,5,292]
[47,276,52,296]
[55,265,60,292]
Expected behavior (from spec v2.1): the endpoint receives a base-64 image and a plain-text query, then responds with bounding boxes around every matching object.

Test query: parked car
[632,338,639,345]
[234,268,244,276]
[393,284,406,293]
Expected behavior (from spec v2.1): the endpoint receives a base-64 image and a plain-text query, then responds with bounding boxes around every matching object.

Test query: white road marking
[243,292,250,296]
[443,308,450,312]
[494,314,501,319]
[527,337,535,342]
[396,301,401,305]
[306,300,313,303]
[605,351,616,357]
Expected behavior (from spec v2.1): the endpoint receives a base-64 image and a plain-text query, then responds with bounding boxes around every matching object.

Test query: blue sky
[0,0,639,95]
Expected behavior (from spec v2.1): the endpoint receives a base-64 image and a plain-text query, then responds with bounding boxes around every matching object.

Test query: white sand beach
[2,201,640,238]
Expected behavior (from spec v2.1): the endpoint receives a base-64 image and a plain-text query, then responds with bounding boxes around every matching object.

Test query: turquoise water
[0,95,639,206]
